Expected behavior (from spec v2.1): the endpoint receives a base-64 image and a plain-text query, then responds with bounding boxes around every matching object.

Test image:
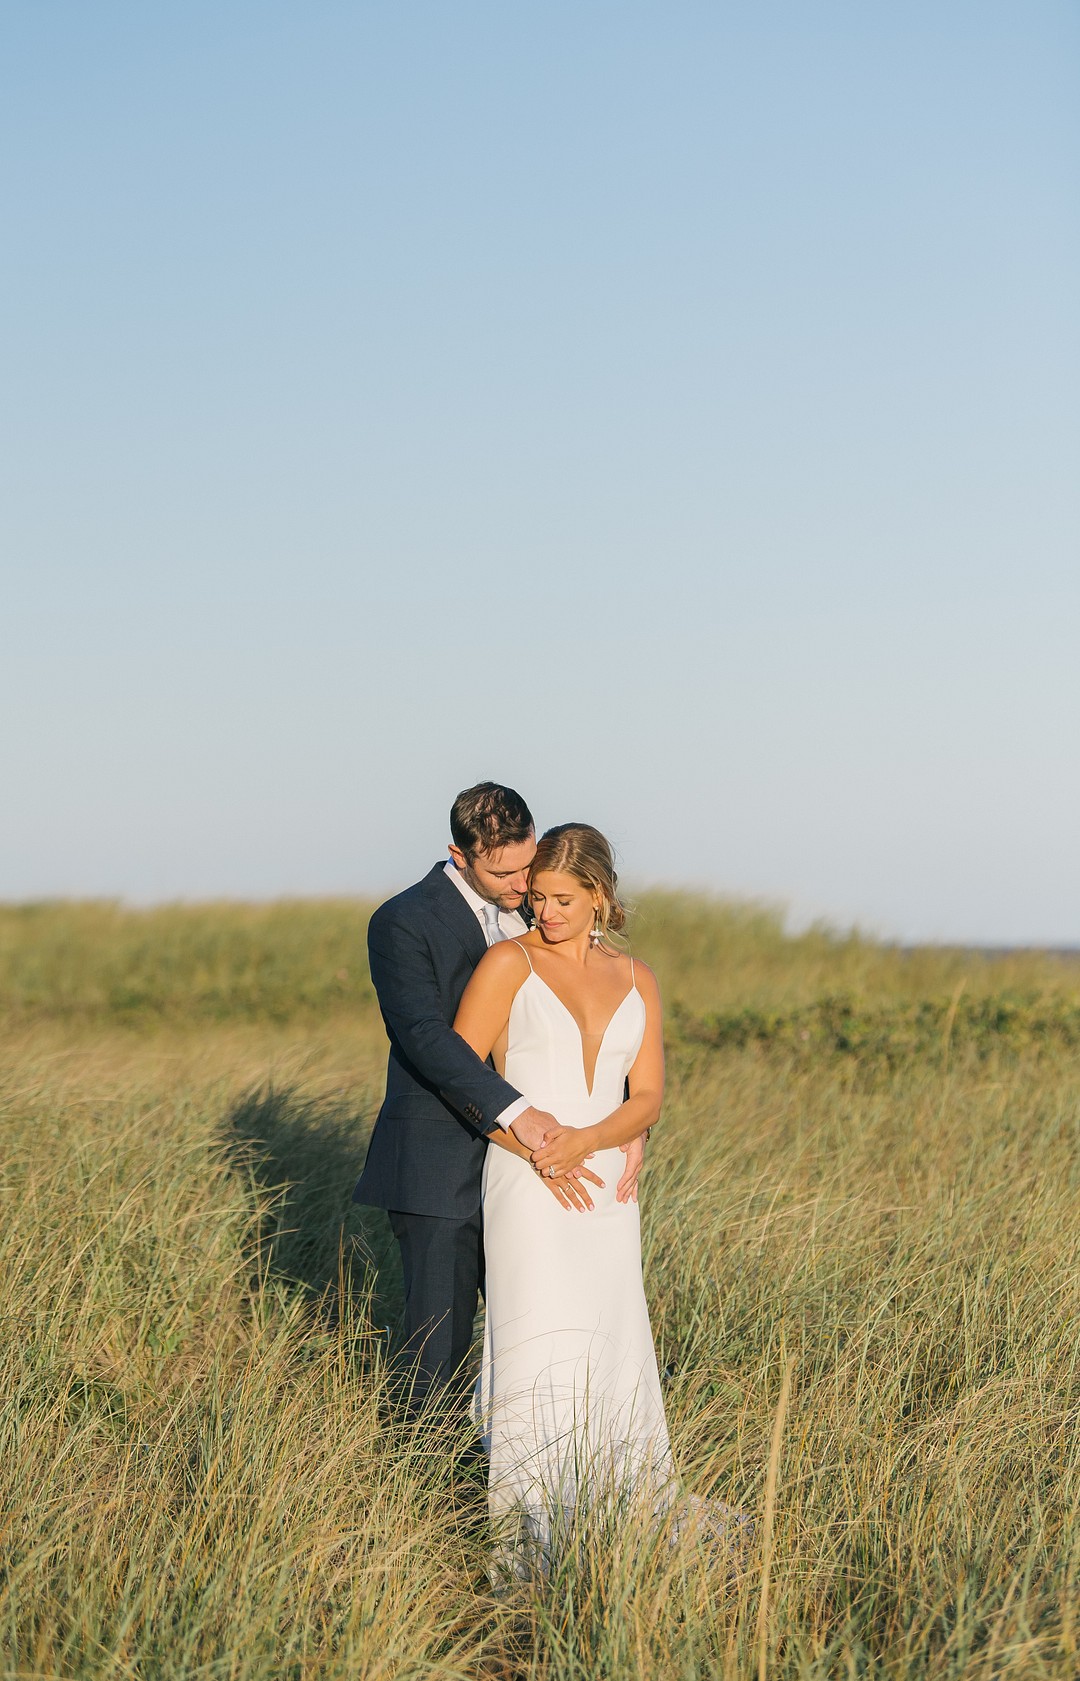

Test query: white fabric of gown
[475,943,675,1565]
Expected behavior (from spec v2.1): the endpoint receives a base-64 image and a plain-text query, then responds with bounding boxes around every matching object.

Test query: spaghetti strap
[511,938,535,973]
[629,954,636,986]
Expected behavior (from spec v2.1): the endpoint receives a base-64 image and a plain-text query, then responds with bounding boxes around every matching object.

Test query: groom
[355,782,604,1413]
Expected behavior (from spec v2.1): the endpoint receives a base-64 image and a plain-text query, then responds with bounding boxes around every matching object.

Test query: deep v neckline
[526,970,639,1099]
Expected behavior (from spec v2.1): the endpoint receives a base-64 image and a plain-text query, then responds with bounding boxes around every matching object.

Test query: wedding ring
[548,1166,555,1178]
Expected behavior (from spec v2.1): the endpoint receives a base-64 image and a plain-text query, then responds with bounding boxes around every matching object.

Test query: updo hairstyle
[528,823,629,940]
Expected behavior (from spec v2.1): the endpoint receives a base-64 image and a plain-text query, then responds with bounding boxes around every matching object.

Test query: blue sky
[3,2,1078,942]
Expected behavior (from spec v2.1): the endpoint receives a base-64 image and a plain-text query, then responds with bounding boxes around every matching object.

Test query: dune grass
[1,897,1078,1677]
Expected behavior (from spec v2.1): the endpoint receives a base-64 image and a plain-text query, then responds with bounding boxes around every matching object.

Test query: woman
[454,822,674,1571]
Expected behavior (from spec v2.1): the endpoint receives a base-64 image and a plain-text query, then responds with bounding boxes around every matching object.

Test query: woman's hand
[615,1133,646,1204]
[541,1166,603,1211]
[532,1124,598,1179]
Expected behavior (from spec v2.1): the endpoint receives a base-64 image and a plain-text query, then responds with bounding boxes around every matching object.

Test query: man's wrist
[508,1108,548,1151]
[493,1095,529,1135]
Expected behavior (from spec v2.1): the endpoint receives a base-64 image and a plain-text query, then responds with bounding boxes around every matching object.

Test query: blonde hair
[528,823,628,939]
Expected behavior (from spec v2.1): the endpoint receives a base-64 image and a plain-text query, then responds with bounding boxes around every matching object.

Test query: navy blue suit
[355,862,525,1405]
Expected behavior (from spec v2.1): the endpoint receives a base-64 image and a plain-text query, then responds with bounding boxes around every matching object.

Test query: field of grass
[2,896,1079,1679]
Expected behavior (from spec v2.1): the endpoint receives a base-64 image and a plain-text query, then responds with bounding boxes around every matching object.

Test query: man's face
[448,833,537,910]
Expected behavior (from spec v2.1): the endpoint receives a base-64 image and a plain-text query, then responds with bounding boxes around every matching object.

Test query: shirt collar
[443,857,525,926]
[443,857,491,917]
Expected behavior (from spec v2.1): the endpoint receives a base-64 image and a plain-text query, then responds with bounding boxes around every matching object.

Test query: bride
[453,822,675,1570]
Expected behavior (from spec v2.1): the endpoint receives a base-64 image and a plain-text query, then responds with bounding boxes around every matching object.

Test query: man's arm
[368,910,521,1134]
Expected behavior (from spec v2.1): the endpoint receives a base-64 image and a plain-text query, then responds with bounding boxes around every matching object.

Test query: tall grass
[3,895,1075,1024]
[1,899,1078,1677]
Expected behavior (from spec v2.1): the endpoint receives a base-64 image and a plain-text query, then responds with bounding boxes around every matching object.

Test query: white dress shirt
[444,859,530,1133]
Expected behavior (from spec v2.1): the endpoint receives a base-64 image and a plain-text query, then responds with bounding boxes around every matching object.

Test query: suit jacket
[354,862,525,1218]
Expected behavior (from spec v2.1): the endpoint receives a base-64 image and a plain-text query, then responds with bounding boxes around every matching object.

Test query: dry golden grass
[1,898,1078,1678]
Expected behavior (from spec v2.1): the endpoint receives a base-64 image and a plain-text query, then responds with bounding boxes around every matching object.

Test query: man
[355,783,595,1411]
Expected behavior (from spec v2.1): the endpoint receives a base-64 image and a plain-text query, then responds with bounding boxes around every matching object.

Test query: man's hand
[509,1106,559,1152]
[541,1166,604,1212]
[615,1134,647,1205]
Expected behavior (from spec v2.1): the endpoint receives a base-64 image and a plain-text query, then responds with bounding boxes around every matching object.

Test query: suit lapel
[422,862,488,963]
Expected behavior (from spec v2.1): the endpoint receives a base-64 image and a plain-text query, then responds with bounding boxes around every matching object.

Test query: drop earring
[590,906,603,945]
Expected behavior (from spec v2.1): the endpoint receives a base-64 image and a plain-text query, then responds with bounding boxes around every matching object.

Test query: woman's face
[528,869,598,943]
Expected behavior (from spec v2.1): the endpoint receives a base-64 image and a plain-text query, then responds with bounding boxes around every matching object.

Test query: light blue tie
[483,903,505,945]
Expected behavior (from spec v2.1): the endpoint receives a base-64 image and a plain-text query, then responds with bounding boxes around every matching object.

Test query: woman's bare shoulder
[597,945,655,987]
[474,938,534,982]
[628,955,660,997]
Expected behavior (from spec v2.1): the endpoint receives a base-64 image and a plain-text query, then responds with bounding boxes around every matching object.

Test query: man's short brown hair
[450,782,534,859]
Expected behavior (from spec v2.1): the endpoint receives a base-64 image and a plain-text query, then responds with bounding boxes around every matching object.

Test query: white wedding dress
[475,943,675,1570]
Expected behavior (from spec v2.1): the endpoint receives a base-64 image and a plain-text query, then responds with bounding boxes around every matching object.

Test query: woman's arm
[532,964,664,1178]
[453,943,530,1166]
[454,942,604,1210]
[453,939,529,1063]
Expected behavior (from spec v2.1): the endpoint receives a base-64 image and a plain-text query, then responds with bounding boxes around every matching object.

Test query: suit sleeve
[367,909,524,1135]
